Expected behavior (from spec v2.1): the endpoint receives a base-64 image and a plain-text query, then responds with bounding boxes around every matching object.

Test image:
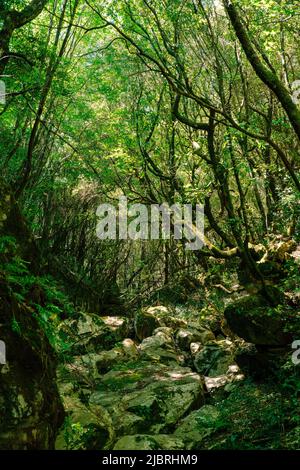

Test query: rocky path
[55,305,244,450]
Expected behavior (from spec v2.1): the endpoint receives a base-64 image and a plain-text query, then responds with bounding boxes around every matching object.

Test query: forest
[0,0,300,453]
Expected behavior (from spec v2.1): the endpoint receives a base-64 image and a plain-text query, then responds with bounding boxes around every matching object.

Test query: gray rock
[174,405,221,449]
[224,289,295,346]
[134,310,160,341]
[121,366,204,430]
[113,434,184,450]
[134,306,187,341]
[61,313,130,353]
[193,340,235,377]
[55,397,114,450]
[190,342,202,357]
[90,363,204,436]
[176,327,215,351]
[138,330,183,365]
[95,339,138,374]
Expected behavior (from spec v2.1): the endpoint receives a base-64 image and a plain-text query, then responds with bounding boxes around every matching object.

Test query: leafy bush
[0,235,75,354]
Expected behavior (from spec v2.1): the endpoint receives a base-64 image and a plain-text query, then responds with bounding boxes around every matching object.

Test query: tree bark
[223,0,300,141]
[0,0,48,75]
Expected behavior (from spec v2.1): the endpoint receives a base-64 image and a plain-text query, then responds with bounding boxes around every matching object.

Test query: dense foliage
[0,0,300,452]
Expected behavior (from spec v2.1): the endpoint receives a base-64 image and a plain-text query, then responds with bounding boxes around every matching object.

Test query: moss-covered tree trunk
[223,0,300,141]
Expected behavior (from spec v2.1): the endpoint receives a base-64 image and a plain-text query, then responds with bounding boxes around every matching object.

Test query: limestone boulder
[55,396,114,450]
[193,340,235,377]
[224,288,296,346]
[60,313,130,354]
[174,405,221,449]
[176,326,215,351]
[89,363,204,436]
[134,305,187,341]
[113,434,184,450]
[138,329,183,365]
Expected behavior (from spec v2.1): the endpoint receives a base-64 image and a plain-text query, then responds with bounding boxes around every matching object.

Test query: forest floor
[55,292,300,450]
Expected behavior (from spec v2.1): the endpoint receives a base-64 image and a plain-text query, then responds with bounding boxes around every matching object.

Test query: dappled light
[0,0,300,456]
